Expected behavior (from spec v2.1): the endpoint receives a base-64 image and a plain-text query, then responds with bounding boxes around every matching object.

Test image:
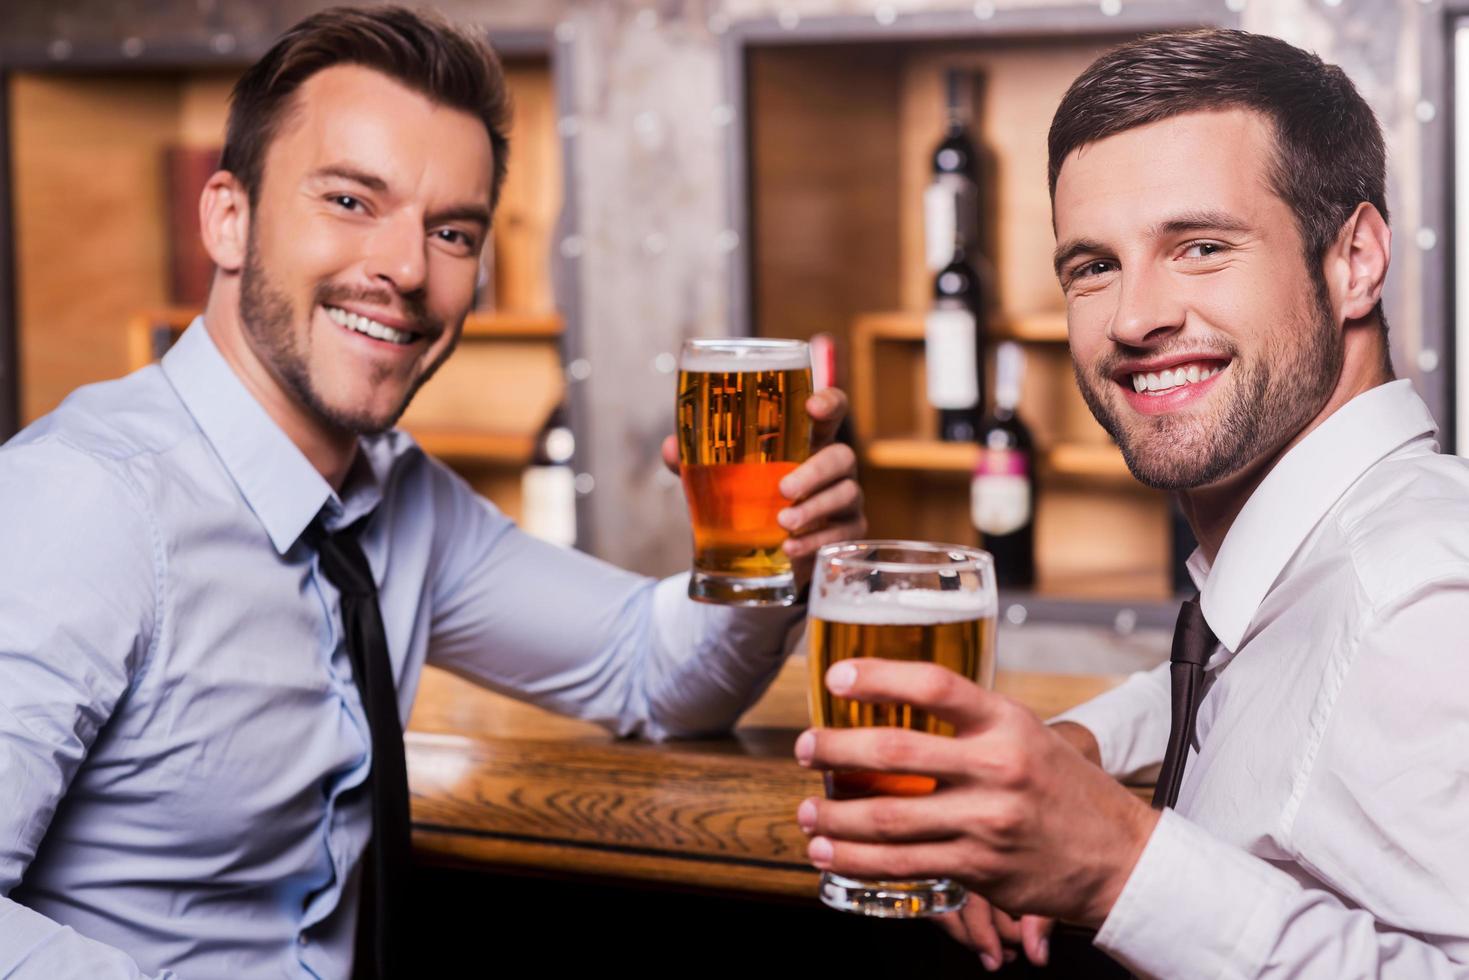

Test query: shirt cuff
[1095,808,1300,980]
[1050,664,1171,779]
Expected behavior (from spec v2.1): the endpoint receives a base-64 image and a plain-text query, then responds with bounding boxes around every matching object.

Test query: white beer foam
[811,587,996,625]
[681,348,810,373]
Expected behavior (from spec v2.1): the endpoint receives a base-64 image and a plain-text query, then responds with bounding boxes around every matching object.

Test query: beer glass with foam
[808,540,998,917]
[676,339,813,605]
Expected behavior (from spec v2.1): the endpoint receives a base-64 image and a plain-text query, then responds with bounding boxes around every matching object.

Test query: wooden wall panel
[749,45,903,348]
[494,59,558,314]
[177,72,237,146]
[12,73,179,422]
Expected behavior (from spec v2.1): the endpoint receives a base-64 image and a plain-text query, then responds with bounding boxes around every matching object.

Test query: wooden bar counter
[405,655,1124,898]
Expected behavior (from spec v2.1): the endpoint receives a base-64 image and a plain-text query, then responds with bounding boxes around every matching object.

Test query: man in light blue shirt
[0,8,865,978]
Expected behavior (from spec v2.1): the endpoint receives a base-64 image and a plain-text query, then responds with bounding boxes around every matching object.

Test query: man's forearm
[0,898,171,979]
[1098,809,1469,979]
[1049,720,1101,767]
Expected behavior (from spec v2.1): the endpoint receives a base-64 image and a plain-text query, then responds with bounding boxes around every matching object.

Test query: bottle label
[923,178,978,271]
[923,183,957,272]
[971,449,1031,536]
[924,307,979,410]
[522,465,578,548]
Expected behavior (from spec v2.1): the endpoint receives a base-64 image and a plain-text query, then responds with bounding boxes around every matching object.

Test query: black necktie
[1152,596,1217,810]
[312,517,408,979]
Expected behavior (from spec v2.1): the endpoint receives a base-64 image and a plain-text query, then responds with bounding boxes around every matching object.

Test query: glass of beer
[677,338,813,606]
[808,540,998,917]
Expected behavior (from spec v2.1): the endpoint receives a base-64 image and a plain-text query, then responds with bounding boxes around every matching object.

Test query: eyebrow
[309,164,389,193]
[308,164,492,230]
[426,202,492,230]
[1052,208,1252,278]
[1052,237,1106,279]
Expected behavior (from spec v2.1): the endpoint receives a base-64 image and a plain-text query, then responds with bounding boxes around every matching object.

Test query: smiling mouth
[1122,359,1229,395]
[324,305,419,346]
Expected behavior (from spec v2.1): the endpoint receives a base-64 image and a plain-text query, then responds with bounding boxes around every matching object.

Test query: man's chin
[1115,431,1242,492]
[303,390,411,438]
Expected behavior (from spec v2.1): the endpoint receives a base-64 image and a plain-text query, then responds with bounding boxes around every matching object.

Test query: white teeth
[1130,361,1225,394]
[325,306,414,345]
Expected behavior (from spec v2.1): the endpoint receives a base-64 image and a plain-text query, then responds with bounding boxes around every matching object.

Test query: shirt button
[298,934,309,947]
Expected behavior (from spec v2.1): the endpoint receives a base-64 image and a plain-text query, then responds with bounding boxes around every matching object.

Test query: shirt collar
[1191,379,1437,652]
[161,318,338,554]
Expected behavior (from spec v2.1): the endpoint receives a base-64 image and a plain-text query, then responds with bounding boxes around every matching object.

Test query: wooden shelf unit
[12,54,566,526]
[864,437,1133,482]
[748,38,1177,605]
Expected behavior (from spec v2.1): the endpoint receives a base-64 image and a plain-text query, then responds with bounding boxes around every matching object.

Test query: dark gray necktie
[1152,596,1217,810]
[311,517,408,979]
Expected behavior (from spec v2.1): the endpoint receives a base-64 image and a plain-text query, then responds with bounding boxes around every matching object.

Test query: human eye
[431,227,479,255]
[1181,240,1228,260]
[326,193,365,213]
[1065,259,1117,290]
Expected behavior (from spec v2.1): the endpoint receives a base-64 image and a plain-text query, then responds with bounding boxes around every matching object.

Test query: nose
[363,211,427,295]
[1108,262,1185,348]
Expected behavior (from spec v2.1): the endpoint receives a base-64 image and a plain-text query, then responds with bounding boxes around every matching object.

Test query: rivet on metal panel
[1114,608,1138,636]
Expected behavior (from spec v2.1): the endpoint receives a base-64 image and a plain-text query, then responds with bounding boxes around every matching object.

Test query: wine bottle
[971,342,1035,588]
[520,404,577,548]
[925,239,985,442]
[923,70,980,272]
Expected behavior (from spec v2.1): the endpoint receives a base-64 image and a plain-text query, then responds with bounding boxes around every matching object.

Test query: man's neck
[201,287,358,490]
[1180,327,1391,563]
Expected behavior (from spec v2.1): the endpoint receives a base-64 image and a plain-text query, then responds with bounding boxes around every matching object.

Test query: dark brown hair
[1048,28,1388,285]
[220,5,512,209]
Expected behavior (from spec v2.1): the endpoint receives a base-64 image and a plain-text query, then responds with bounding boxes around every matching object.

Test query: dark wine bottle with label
[923,69,980,272]
[971,342,1035,588]
[925,240,985,442]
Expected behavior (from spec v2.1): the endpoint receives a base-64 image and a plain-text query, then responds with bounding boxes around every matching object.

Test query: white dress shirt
[1055,380,1469,978]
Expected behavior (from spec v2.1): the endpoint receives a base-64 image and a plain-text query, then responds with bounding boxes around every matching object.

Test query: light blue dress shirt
[0,320,800,978]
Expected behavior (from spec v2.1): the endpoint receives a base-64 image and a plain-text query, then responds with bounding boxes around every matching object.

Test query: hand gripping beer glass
[808,540,998,917]
[676,339,813,606]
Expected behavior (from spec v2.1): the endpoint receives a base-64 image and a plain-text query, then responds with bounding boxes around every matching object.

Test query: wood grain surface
[407,656,1125,895]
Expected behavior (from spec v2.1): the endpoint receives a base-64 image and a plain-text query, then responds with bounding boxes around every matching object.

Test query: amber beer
[677,339,812,605]
[810,598,996,799]
[807,541,997,918]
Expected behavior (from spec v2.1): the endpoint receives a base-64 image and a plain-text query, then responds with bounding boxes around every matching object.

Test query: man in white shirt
[792,27,1469,979]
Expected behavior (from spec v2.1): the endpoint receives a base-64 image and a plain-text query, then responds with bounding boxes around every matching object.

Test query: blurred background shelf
[863,437,1132,482]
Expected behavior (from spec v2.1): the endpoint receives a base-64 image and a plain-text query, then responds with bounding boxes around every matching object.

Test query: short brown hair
[220,5,511,209]
[1049,28,1388,283]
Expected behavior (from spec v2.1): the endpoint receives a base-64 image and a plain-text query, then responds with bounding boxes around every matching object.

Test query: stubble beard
[1073,278,1343,492]
[237,233,454,436]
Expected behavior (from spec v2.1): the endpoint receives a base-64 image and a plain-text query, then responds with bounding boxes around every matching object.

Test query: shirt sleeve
[0,440,173,978]
[1095,583,1469,978]
[1049,660,1171,780]
[423,463,802,740]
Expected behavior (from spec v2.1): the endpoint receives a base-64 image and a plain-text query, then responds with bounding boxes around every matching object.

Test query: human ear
[1326,202,1390,323]
[199,170,250,273]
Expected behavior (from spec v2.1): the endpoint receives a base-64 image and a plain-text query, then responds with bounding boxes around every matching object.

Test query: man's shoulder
[6,365,194,467]
[1332,448,1469,607]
